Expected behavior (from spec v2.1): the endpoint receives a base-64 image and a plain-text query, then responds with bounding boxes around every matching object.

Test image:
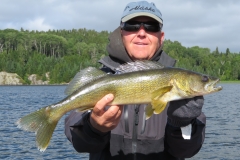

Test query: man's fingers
[93,94,114,116]
[90,94,124,132]
[104,105,123,119]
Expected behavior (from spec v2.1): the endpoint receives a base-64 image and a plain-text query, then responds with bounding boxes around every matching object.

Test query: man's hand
[90,94,123,133]
[167,96,204,127]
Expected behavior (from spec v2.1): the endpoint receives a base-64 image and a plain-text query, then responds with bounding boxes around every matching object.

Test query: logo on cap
[121,1,163,23]
[125,5,156,13]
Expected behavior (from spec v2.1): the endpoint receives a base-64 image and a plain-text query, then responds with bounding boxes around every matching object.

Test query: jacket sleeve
[164,112,206,158]
[64,111,110,153]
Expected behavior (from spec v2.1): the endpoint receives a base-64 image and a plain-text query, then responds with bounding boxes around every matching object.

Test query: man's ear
[160,31,165,46]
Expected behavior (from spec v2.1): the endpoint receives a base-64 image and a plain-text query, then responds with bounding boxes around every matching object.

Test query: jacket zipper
[132,105,139,160]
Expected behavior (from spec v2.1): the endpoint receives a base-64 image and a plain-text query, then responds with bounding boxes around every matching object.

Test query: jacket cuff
[167,117,194,127]
[71,112,109,137]
[86,113,110,137]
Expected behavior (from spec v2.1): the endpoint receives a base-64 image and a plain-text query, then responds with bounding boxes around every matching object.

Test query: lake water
[0,84,239,160]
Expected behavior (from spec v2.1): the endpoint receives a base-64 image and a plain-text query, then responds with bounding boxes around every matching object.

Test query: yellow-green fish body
[16,61,222,152]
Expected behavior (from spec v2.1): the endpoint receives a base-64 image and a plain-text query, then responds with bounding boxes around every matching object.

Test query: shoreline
[220,81,240,83]
[0,81,240,86]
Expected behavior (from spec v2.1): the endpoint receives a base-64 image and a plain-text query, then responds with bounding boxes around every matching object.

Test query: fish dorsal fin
[115,60,164,74]
[64,67,107,95]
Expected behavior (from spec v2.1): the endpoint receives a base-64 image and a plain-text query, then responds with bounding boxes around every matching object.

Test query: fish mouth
[205,78,223,92]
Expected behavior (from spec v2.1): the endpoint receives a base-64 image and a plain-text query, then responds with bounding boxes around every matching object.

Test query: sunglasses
[121,21,162,32]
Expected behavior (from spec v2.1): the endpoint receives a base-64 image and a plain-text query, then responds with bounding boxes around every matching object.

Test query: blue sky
[0,0,239,53]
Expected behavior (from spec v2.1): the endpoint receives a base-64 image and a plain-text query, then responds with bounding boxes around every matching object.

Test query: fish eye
[202,75,209,82]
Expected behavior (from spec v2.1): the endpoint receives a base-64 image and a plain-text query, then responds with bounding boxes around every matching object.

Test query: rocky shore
[0,71,50,85]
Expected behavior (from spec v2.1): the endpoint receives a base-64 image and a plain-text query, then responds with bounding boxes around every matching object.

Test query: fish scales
[56,69,176,113]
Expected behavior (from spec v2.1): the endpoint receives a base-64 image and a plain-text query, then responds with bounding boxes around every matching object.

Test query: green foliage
[163,39,240,81]
[23,74,31,85]
[0,28,109,84]
[0,28,239,84]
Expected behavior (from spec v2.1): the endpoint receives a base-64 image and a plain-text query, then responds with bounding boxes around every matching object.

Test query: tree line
[0,28,239,84]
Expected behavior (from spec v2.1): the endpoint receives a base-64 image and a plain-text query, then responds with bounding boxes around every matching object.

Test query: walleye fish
[16,61,222,152]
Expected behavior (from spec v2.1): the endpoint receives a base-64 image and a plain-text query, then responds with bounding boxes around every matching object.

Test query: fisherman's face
[121,16,164,61]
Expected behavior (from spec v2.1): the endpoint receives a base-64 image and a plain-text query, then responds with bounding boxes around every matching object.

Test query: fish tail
[16,106,58,152]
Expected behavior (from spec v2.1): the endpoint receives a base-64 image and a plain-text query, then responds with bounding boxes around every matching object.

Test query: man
[65,1,205,159]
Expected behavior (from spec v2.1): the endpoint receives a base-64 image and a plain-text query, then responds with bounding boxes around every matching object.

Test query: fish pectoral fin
[150,86,172,115]
[152,99,168,114]
[151,86,173,101]
[145,86,172,119]
[145,104,154,120]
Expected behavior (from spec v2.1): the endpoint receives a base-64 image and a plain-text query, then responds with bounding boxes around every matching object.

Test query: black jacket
[65,27,206,160]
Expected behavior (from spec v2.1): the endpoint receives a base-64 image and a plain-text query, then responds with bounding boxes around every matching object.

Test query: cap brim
[121,12,163,23]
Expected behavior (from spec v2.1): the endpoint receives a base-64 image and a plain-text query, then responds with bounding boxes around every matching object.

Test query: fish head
[185,73,223,95]
[173,70,222,97]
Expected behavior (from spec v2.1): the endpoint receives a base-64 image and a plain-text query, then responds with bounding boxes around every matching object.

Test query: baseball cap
[121,1,163,24]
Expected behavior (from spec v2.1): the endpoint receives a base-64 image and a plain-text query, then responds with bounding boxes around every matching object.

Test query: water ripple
[0,86,88,160]
[0,84,239,159]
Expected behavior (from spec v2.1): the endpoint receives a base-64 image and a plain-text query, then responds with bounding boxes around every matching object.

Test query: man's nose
[137,25,147,36]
